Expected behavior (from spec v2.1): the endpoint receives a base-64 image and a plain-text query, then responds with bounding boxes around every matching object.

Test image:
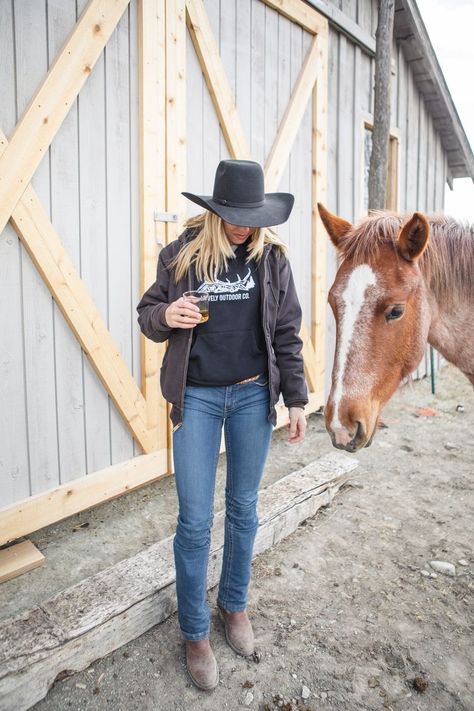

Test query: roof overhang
[394,0,473,183]
[305,0,474,183]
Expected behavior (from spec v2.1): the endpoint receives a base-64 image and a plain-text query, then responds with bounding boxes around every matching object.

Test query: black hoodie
[187,241,267,385]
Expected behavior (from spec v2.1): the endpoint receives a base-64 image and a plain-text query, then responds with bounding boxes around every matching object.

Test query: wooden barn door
[0,0,327,550]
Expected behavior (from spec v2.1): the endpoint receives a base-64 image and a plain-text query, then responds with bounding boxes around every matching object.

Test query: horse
[317,203,474,452]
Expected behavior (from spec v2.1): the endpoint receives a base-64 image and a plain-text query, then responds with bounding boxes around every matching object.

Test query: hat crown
[212,160,265,208]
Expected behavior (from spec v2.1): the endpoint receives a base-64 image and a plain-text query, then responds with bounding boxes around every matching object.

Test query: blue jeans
[172,374,273,641]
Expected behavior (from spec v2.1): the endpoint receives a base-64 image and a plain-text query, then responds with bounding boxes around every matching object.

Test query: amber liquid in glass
[199,308,209,323]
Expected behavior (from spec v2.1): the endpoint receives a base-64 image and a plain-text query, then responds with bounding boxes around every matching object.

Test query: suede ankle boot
[217,604,255,656]
[185,639,219,691]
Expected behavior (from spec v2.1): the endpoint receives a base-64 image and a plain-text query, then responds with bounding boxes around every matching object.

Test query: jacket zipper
[261,247,274,415]
[173,269,194,432]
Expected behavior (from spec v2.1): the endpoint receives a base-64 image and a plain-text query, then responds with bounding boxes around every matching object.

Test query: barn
[0,0,473,570]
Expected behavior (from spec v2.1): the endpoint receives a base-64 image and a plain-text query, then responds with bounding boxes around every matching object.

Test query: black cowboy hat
[182,159,294,228]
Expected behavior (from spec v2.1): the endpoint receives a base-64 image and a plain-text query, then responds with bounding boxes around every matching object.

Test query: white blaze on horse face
[331,264,377,432]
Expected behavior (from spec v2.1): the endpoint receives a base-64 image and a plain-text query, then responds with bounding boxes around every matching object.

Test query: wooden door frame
[0,0,328,547]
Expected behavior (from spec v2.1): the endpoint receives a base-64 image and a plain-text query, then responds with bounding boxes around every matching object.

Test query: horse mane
[337,212,474,307]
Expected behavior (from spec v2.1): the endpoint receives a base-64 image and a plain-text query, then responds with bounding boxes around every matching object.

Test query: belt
[235,373,262,385]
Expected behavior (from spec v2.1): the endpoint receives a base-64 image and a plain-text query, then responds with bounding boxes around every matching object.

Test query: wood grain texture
[0,0,131,236]
[0,450,167,547]
[0,541,44,584]
[186,0,250,159]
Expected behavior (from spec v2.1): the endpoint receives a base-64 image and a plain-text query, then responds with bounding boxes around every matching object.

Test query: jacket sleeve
[273,256,308,409]
[136,250,173,343]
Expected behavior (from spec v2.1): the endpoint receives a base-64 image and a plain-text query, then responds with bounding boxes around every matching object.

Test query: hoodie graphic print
[186,242,267,386]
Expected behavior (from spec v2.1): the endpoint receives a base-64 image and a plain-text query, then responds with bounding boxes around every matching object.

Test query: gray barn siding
[323,0,447,392]
[0,1,140,507]
[0,0,452,509]
[187,0,314,320]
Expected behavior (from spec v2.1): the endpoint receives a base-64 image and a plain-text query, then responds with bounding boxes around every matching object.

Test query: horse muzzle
[329,421,368,452]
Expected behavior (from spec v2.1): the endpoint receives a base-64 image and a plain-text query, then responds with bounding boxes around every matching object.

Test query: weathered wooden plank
[138,0,166,451]
[129,0,141,460]
[77,35,113,471]
[0,0,131,237]
[265,34,320,192]
[47,0,87,484]
[14,0,59,496]
[250,0,266,165]
[0,450,167,547]
[0,541,44,584]
[0,452,358,711]
[312,23,328,395]
[3,164,155,454]
[275,9,292,247]
[186,0,250,160]
[0,2,30,506]
[261,0,326,35]
[106,7,136,464]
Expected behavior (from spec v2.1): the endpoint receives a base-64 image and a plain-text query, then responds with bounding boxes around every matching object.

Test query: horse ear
[397,212,430,261]
[317,203,352,248]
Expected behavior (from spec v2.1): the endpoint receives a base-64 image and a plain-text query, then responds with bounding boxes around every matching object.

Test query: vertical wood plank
[0,1,30,505]
[165,0,187,241]
[312,21,328,398]
[185,13,204,205]
[138,0,166,452]
[129,0,141,457]
[14,0,60,495]
[76,9,111,473]
[276,10,292,247]
[235,0,252,153]
[200,0,221,193]
[106,6,135,463]
[325,27,340,395]
[250,0,266,165]
[219,0,236,161]
[47,0,87,484]
[165,0,186,469]
[405,69,419,212]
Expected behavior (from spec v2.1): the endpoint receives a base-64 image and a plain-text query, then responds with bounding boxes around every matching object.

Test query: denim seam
[220,418,234,609]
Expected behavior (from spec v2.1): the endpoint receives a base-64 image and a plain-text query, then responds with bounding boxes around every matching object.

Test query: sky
[416,0,474,221]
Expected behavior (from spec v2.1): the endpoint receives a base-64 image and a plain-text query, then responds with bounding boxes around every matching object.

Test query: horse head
[318,204,432,451]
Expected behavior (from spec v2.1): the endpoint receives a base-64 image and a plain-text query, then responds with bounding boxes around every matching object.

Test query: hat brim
[181,192,294,228]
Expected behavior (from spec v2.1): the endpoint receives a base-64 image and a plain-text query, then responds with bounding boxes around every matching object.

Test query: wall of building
[323,0,446,391]
[0,0,449,508]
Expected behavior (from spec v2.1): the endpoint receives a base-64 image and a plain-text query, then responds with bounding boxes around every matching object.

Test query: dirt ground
[33,365,473,711]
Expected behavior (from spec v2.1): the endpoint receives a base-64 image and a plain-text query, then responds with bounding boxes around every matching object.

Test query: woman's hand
[165,297,202,329]
[287,407,306,443]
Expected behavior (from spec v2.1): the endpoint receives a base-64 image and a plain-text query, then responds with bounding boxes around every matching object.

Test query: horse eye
[385,305,405,322]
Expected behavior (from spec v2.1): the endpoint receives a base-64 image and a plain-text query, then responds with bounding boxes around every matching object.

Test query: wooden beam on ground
[186,0,251,159]
[0,541,44,584]
[265,34,321,191]
[0,453,358,710]
[0,0,131,237]
[138,0,167,448]
[261,0,327,35]
[0,450,167,547]
[311,25,328,394]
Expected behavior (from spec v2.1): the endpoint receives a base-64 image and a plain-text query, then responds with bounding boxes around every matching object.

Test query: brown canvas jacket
[137,228,308,428]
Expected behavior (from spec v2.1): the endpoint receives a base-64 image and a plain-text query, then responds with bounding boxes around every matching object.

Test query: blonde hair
[172,211,288,283]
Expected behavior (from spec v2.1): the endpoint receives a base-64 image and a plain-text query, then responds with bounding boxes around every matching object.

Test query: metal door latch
[154,210,178,223]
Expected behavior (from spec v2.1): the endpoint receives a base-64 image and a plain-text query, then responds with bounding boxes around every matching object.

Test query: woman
[137,159,307,690]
